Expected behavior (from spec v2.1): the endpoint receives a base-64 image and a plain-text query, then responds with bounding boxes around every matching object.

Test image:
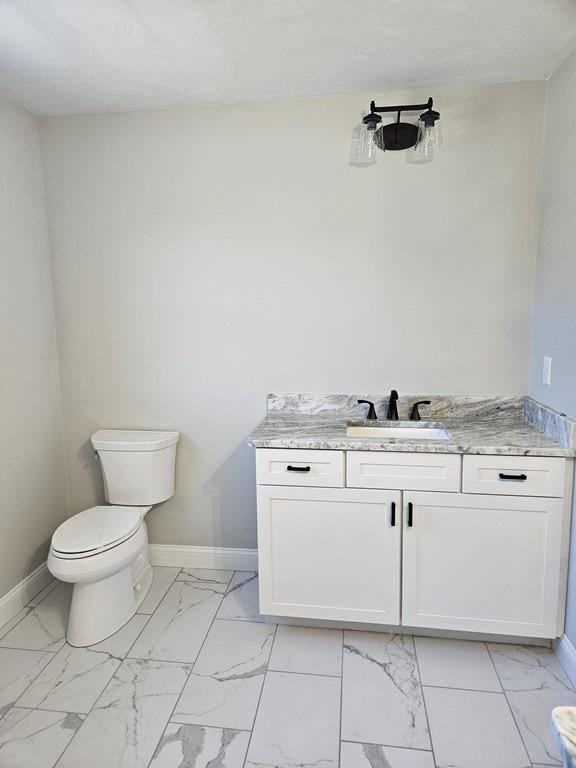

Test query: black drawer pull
[390,502,396,527]
[498,472,528,481]
[407,502,413,527]
[286,465,311,472]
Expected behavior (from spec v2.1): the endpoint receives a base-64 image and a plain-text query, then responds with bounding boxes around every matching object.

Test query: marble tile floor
[0,567,574,768]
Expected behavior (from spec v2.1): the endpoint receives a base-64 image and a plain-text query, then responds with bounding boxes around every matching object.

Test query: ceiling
[1,0,576,116]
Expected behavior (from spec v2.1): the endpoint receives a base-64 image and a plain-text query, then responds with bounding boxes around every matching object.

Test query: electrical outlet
[543,356,552,386]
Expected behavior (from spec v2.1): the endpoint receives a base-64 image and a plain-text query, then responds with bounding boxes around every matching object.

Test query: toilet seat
[51,505,151,559]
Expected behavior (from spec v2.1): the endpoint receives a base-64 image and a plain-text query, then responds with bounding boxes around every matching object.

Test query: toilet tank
[91,430,180,505]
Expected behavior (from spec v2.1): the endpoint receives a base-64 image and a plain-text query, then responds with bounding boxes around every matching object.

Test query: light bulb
[408,117,442,164]
[349,116,378,167]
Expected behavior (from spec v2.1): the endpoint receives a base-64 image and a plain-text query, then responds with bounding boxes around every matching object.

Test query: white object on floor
[47,429,179,647]
[553,707,576,768]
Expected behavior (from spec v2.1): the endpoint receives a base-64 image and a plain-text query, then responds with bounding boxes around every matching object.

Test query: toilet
[48,429,179,647]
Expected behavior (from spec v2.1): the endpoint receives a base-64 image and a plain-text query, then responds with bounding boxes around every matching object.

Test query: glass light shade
[407,119,442,164]
[349,118,378,167]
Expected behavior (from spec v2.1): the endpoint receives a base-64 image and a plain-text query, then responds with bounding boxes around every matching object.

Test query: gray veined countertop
[248,394,576,457]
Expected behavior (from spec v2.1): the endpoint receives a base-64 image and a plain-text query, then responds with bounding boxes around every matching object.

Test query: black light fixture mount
[362,97,438,152]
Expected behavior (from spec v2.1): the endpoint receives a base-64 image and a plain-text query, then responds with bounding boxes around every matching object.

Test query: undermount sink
[346,421,451,440]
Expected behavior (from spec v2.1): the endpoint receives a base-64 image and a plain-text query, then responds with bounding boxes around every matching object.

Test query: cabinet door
[402,491,565,638]
[257,486,401,624]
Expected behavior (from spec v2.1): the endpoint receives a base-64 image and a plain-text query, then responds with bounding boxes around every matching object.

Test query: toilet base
[66,539,153,648]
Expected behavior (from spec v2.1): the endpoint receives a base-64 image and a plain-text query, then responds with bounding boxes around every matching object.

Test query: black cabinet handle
[286,465,311,472]
[498,472,528,481]
[390,502,396,527]
[407,502,413,527]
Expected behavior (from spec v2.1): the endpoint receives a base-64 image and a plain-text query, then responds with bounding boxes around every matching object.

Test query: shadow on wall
[206,441,258,550]
[77,438,105,507]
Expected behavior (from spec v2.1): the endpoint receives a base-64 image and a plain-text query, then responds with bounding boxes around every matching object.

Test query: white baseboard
[0,563,53,629]
[149,545,258,572]
[555,634,576,688]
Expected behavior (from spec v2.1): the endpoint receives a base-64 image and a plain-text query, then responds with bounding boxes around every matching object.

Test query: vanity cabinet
[255,448,573,639]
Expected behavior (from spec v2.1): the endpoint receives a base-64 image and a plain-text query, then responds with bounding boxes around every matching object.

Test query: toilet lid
[52,506,146,555]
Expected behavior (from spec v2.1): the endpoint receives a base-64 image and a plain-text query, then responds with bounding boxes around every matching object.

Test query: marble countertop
[248,394,576,456]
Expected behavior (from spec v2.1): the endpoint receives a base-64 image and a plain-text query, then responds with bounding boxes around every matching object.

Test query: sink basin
[346,421,451,440]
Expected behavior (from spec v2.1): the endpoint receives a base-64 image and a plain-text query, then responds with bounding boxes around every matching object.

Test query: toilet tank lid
[91,430,180,451]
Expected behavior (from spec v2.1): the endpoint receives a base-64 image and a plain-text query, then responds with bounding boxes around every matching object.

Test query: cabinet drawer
[462,455,567,497]
[256,448,344,487]
[346,451,461,492]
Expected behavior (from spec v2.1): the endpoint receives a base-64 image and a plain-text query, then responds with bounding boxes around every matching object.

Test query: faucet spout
[386,389,399,420]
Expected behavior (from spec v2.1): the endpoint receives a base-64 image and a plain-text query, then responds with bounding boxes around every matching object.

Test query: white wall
[529,49,576,645]
[40,81,544,549]
[0,100,68,596]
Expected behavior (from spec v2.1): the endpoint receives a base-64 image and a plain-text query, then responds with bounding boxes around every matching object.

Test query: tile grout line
[485,642,534,767]
[143,567,236,768]
[412,635,438,767]
[341,738,434,754]
[240,621,279,768]
[421,682,509,695]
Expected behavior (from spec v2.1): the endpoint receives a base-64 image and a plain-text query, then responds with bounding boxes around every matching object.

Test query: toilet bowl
[48,429,179,647]
[48,505,152,646]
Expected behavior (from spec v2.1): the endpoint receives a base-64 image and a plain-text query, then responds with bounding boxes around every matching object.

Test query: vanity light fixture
[350,97,441,166]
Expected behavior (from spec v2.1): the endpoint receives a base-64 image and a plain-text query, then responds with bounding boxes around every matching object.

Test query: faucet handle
[410,400,432,421]
[386,390,400,421]
[357,399,377,420]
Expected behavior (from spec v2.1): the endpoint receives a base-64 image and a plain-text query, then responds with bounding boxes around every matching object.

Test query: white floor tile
[415,637,501,691]
[16,613,150,715]
[0,583,71,652]
[506,688,576,765]
[174,619,275,730]
[340,741,435,768]
[246,671,340,768]
[138,567,181,614]
[149,724,250,768]
[17,645,121,714]
[56,658,190,768]
[424,686,530,768]
[341,631,430,750]
[0,608,32,641]
[216,573,263,622]
[0,649,54,718]
[89,613,149,657]
[177,569,234,593]
[0,708,83,768]
[269,625,342,677]
[129,580,224,662]
[489,643,576,764]
[27,580,59,608]
[488,643,575,692]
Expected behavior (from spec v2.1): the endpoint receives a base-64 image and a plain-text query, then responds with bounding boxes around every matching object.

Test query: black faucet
[357,399,377,420]
[410,400,431,421]
[386,390,399,420]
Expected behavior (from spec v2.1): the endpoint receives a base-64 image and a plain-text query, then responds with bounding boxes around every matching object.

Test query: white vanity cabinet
[255,448,573,639]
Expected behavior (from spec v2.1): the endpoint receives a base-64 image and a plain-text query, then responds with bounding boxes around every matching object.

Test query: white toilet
[48,429,179,647]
